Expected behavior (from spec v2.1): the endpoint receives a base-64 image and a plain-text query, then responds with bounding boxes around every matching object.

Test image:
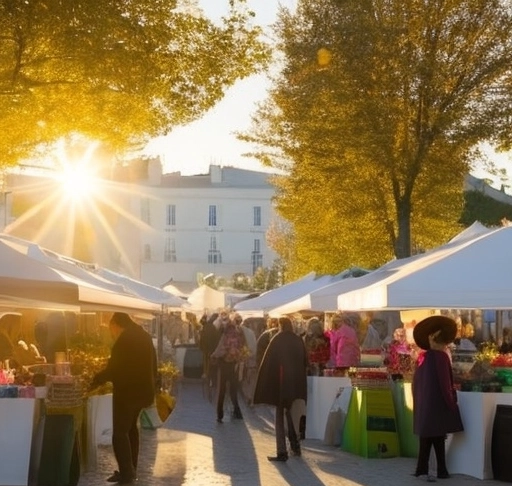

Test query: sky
[144,0,297,176]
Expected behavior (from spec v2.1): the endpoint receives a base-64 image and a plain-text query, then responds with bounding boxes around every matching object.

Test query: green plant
[158,360,180,392]
[69,333,113,395]
[475,341,500,364]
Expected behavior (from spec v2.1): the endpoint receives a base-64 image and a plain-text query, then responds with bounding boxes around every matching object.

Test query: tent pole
[156,306,165,361]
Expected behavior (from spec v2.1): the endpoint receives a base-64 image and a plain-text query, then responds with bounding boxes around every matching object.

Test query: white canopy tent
[337,223,511,311]
[96,268,187,309]
[233,272,342,317]
[187,285,228,313]
[0,236,164,314]
[268,222,492,315]
[268,271,388,315]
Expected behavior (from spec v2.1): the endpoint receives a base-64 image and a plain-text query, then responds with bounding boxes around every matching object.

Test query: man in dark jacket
[253,316,308,462]
[255,317,279,366]
[199,312,221,384]
[91,312,157,485]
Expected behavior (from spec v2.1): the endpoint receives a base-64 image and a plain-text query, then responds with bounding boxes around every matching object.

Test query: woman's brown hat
[413,315,457,350]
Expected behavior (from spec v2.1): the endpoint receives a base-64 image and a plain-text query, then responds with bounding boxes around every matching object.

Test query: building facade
[131,162,279,287]
[5,160,279,288]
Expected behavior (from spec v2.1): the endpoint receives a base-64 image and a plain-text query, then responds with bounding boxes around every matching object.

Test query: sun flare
[57,164,99,200]
[52,138,103,202]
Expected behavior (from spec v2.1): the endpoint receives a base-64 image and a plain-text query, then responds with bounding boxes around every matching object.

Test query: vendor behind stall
[0,312,42,367]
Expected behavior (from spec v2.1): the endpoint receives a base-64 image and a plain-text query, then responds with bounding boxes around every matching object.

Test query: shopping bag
[140,405,163,430]
[324,387,348,446]
[141,391,176,430]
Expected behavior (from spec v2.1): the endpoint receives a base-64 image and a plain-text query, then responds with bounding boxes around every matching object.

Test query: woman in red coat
[412,316,464,481]
[303,317,330,375]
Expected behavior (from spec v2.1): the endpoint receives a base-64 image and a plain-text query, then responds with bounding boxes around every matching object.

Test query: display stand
[390,380,418,457]
[305,376,352,440]
[342,387,400,458]
[0,398,38,486]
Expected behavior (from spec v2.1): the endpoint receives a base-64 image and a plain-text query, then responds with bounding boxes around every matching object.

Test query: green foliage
[461,191,512,227]
[0,0,270,165]
[475,342,499,364]
[157,360,180,392]
[242,0,512,274]
[252,266,280,291]
[68,332,112,395]
[232,272,252,291]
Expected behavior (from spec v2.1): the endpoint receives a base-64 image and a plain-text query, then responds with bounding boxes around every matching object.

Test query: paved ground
[78,380,501,486]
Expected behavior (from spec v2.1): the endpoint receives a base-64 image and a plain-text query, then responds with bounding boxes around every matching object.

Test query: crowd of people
[91,308,512,483]
[194,309,479,478]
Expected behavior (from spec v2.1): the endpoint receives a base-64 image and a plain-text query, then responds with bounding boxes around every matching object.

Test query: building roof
[159,166,275,189]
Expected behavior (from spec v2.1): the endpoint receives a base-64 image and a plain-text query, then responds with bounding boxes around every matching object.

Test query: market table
[446,391,512,480]
[305,376,352,440]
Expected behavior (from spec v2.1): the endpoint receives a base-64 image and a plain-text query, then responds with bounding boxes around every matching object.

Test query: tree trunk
[394,199,412,259]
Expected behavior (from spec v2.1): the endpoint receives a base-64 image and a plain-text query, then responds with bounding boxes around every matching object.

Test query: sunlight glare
[58,164,98,200]
[53,138,102,201]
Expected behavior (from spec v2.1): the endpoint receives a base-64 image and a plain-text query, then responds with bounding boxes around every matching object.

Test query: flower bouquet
[490,354,512,387]
[383,341,415,380]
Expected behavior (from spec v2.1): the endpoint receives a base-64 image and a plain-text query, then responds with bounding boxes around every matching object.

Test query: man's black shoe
[107,470,137,483]
[107,471,121,482]
[267,453,288,462]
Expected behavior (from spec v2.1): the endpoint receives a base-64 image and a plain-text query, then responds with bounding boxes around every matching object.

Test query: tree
[0,0,270,165]
[241,0,512,278]
[461,190,512,227]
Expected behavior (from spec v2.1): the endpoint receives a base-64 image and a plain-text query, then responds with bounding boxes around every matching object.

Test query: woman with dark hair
[210,311,247,422]
[303,317,330,375]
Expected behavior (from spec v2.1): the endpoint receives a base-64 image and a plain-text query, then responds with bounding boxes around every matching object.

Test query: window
[166,204,176,226]
[208,235,222,263]
[208,252,222,264]
[253,206,261,226]
[251,238,262,274]
[143,244,151,261]
[251,253,263,274]
[140,198,151,224]
[208,205,217,226]
[164,237,176,262]
[210,236,217,251]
